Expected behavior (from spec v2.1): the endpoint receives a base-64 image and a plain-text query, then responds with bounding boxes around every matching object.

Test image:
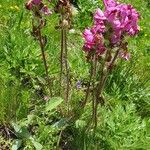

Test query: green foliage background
[0,0,150,149]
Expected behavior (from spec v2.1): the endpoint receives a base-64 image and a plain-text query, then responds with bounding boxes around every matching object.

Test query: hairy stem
[38,29,52,96]
[92,55,97,128]
[60,28,64,95]
[83,59,94,107]
[64,28,70,103]
[93,48,120,128]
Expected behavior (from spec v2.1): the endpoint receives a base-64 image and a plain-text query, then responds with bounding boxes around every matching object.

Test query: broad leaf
[30,137,43,150]
[45,97,63,112]
[12,140,22,150]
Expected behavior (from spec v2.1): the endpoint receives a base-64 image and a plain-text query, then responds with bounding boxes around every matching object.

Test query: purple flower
[94,8,106,21]
[83,29,95,50]
[83,29,94,43]
[82,0,140,57]
[76,80,82,89]
[103,0,118,8]
[103,0,140,43]
[82,15,106,54]
[93,8,106,33]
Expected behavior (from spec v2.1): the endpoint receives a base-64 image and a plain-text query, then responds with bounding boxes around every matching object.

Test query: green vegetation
[0,0,150,149]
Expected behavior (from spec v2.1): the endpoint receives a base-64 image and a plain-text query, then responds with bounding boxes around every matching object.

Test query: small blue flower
[76,80,81,89]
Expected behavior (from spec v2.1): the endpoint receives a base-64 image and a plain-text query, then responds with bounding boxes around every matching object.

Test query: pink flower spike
[41,5,52,15]
[83,29,94,43]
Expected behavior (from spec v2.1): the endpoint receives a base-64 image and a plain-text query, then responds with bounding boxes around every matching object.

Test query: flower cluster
[25,0,52,16]
[104,0,140,43]
[54,0,72,29]
[83,0,140,60]
[83,8,107,56]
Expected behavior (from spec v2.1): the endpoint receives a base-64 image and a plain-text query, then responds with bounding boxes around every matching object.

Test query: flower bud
[41,5,52,15]
[25,1,33,10]
[62,19,69,27]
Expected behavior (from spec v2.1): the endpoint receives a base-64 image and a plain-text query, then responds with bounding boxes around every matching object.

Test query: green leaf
[45,97,63,112]
[11,122,31,138]
[12,140,22,150]
[32,141,43,150]
[30,137,43,150]
[12,123,21,133]
[53,118,68,128]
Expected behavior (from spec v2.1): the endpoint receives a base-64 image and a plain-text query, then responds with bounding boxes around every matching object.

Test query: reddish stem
[38,29,52,96]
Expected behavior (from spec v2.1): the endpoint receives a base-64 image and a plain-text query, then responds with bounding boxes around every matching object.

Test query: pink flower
[82,0,140,56]
[123,5,140,35]
[94,8,106,21]
[92,23,105,33]
[41,5,52,15]
[83,29,94,43]
[82,10,106,54]
[103,0,118,8]
[93,8,106,33]
[83,29,95,51]
[103,0,140,43]
[83,28,106,54]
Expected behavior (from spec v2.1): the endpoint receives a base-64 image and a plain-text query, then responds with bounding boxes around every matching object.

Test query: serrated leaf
[45,97,63,112]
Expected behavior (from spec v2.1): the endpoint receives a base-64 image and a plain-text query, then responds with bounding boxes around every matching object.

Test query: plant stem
[64,29,70,103]
[38,29,52,97]
[93,48,120,128]
[56,129,63,150]
[60,27,64,95]
[109,48,120,69]
[93,49,110,128]
[92,54,97,128]
[83,59,94,107]
[59,11,70,104]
